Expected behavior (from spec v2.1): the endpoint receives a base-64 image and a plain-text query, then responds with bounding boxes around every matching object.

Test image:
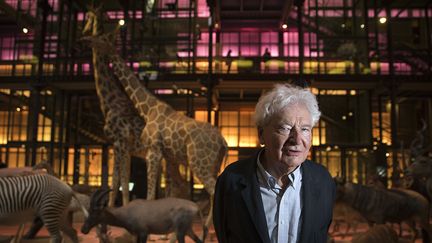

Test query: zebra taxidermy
[0,173,87,243]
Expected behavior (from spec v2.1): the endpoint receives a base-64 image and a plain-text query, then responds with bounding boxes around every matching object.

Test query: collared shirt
[256,151,303,243]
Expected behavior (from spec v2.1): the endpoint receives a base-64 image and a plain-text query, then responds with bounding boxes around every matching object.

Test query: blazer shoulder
[304,160,334,181]
[218,157,256,181]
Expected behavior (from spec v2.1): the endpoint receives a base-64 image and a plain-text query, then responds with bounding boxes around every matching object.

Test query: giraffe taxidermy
[84,35,229,236]
[82,6,190,206]
[82,6,146,206]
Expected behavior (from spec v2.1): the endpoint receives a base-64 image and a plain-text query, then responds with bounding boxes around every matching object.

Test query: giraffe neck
[92,49,110,116]
[92,48,136,117]
[109,53,173,120]
[87,14,139,119]
[89,15,110,116]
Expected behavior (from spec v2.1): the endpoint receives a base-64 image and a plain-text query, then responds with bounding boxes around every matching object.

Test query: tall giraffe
[82,8,146,206]
[82,8,187,204]
[84,36,228,230]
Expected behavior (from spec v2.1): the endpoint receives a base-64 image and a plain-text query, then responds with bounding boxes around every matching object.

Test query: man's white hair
[254,83,321,127]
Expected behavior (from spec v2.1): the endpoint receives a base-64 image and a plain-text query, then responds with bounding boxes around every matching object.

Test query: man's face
[259,103,313,170]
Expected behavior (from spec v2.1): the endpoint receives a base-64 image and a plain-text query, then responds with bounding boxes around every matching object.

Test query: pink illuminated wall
[106,11,125,20]
[43,35,57,59]
[221,33,239,56]
[283,31,322,57]
[260,32,278,56]
[5,0,60,17]
[283,32,299,57]
[1,37,15,60]
[220,30,320,58]
[197,0,210,17]
[195,32,216,57]
[74,63,91,75]
[239,32,259,56]
[220,31,278,57]
[1,35,32,61]
[5,0,37,17]
[177,33,190,57]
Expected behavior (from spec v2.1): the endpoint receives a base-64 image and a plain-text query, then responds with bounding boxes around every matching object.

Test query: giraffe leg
[145,147,163,200]
[122,154,131,204]
[115,140,131,205]
[186,142,223,233]
[166,161,188,198]
[109,146,121,207]
[165,162,173,197]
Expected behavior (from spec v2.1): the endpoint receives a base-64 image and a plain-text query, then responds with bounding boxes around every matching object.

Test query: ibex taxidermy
[81,189,204,243]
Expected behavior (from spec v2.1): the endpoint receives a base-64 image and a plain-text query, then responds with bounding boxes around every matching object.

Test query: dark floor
[0,217,425,242]
[0,214,219,243]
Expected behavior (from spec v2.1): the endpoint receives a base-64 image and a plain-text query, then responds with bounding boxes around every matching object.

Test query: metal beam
[279,0,293,26]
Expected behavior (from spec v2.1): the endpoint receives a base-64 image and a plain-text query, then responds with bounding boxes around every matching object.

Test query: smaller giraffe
[82,8,146,206]
[83,36,228,231]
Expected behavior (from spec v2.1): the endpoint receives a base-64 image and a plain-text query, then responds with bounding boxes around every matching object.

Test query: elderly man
[213,83,335,243]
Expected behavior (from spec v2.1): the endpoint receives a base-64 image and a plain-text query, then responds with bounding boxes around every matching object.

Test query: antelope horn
[90,188,111,209]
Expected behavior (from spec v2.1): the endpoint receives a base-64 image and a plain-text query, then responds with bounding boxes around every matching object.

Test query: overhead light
[360,24,365,29]
[281,23,288,29]
[119,19,125,26]
[341,23,346,28]
[214,23,219,29]
[22,27,28,34]
[379,17,387,24]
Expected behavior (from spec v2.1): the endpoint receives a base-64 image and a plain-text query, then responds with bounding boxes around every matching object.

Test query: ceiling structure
[216,0,293,29]
[0,0,430,110]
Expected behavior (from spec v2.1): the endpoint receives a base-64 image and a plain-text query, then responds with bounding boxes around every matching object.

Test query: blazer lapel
[239,155,271,243]
[299,161,321,242]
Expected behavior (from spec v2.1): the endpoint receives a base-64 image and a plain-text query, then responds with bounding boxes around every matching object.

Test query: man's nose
[288,127,302,144]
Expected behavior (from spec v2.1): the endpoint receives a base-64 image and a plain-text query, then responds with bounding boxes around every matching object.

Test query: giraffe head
[81,4,119,51]
[80,2,119,53]
[81,34,117,55]
[83,4,102,36]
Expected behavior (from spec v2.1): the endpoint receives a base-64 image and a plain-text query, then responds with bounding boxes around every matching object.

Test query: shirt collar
[256,149,302,190]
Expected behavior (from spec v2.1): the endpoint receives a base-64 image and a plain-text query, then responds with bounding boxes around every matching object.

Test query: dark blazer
[213,151,335,243]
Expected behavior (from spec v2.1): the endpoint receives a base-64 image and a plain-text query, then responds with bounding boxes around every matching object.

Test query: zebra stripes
[0,173,77,243]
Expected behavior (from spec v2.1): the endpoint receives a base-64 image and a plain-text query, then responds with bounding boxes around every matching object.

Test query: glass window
[240,32,260,56]
[260,32,279,56]
[221,33,239,56]
[219,111,258,148]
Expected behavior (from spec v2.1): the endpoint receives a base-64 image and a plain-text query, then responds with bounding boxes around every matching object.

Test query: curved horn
[90,188,111,209]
